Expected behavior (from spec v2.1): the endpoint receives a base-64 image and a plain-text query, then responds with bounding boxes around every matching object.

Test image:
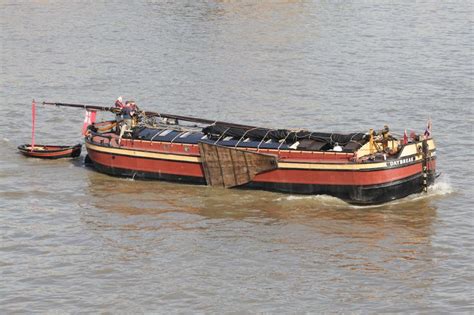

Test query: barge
[82,108,436,205]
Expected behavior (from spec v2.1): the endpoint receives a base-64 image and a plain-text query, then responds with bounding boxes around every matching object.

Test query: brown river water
[1,1,472,313]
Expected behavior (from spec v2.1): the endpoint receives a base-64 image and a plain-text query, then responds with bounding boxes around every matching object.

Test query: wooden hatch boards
[198,142,278,188]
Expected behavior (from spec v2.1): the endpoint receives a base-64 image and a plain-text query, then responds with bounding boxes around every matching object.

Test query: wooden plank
[199,142,223,186]
[198,142,277,188]
[217,146,237,187]
[231,148,251,185]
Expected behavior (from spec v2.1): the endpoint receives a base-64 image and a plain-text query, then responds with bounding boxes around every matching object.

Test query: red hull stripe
[87,147,204,177]
[87,145,433,186]
[86,142,200,163]
[254,163,422,185]
[86,142,430,172]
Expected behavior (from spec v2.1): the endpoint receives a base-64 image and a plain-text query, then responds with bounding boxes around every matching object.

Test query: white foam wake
[428,177,454,196]
[275,175,454,208]
[275,194,349,207]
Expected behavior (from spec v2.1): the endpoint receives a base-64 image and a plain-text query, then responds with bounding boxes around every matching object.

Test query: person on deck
[118,101,136,145]
[381,125,390,151]
[115,96,124,108]
[114,96,124,132]
[128,101,137,111]
[128,101,140,127]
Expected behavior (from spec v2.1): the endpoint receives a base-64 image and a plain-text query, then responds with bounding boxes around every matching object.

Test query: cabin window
[243,138,251,142]
[265,139,272,143]
[223,136,233,141]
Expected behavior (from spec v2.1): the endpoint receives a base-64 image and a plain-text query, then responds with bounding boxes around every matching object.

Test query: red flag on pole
[403,129,408,145]
[424,118,432,139]
[82,109,97,135]
[31,99,36,151]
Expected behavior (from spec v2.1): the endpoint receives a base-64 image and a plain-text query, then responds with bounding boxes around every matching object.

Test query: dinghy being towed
[18,144,82,159]
[18,100,83,159]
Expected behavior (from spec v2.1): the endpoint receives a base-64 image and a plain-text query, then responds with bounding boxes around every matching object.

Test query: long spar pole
[41,102,257,129]
[42,102,111,111]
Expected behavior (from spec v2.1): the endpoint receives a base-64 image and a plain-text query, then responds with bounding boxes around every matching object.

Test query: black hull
[246,172,436,205]
[89,160,435,205]
[91,161,206,184]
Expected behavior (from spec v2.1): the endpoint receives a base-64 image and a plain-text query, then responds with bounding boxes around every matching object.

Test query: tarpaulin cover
[202,123,367,145]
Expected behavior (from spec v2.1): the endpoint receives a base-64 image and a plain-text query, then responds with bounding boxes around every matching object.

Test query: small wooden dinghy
[18,144,82,159]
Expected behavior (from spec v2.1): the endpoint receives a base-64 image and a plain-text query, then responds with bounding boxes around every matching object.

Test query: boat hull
[246,172,436,205]
[89,158,435,204]
[18,144,82,159]
[85,138,436,205]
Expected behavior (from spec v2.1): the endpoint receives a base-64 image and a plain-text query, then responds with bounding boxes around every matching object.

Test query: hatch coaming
[88,132,359,165]
[91,120,366,153]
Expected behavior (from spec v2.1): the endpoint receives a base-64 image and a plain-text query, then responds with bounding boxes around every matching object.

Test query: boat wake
[428,179,454,196]
[275,176,454,209]
[372,179,455,208]
[275,194,349,207]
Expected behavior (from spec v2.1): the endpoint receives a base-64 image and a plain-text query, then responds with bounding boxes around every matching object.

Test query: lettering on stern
[386,156,416,167]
